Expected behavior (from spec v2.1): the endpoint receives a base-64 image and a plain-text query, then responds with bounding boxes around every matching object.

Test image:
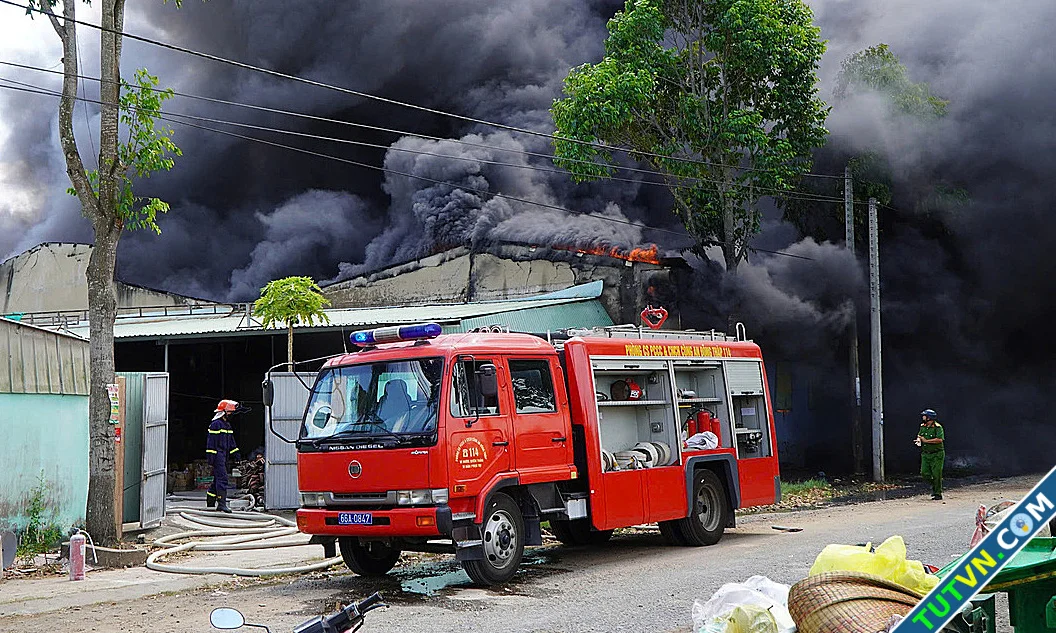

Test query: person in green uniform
[916,408,945,500]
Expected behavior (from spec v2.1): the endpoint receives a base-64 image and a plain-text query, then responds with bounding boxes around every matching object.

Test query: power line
[0,77,819,261]
[0,60,851,203]
[0,62,856,206]
[3,0,845,182]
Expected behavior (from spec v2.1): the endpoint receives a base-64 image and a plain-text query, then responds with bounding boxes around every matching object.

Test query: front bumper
[296,505,452,537]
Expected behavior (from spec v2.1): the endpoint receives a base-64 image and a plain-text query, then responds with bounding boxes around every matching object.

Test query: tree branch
[56,0,94,209]
[46,5,63,39]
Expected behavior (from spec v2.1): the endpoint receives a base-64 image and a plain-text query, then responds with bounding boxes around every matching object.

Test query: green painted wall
[0,393,89,531]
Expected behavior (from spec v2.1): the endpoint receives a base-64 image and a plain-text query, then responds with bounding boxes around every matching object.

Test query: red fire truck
[268,321,780,585]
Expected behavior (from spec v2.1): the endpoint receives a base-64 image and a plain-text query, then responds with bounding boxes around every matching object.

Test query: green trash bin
[939,538,1056,633]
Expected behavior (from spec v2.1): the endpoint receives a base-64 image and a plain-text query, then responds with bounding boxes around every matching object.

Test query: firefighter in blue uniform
[207,399,243,513]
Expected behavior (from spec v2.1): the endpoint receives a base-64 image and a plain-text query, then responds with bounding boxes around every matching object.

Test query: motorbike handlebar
[292,593,386,633]
[355,593,384,613]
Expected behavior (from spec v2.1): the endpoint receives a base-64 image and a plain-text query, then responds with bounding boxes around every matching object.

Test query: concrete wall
[0,393,90,531]
[0,242,215,314]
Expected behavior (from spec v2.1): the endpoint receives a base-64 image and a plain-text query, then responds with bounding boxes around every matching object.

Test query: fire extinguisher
[686,412,698,437]
[69,531,86,581]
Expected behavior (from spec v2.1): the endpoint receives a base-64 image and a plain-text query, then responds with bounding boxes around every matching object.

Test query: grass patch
[781,478,832,497]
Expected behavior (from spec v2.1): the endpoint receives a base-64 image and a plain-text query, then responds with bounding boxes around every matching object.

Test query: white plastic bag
[692,576,795,633]
[687,431,719,450]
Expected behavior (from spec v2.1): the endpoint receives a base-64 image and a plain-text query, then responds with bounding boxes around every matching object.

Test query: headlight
[300,492,328,507]
[395,489,450,505]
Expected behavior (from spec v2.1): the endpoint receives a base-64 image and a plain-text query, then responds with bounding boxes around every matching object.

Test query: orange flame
[555,243,662,265]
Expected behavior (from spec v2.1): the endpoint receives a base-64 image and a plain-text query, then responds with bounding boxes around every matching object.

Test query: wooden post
[113,376,126,539]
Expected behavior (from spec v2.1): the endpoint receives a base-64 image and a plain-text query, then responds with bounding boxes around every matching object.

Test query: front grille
[333,493,389,501]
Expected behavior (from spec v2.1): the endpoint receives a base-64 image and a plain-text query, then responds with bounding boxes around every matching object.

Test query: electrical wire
[2,0,845,181]
[0,77,823,259]
[0,68,854,207]
[0,60,851,202]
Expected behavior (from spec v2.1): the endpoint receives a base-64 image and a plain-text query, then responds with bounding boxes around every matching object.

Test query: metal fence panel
[265,373,312,510]
[140,373,169,528]
[0,319,88,395]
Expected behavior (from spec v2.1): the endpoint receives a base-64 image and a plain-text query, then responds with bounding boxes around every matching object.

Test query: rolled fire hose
[146,507,343,577]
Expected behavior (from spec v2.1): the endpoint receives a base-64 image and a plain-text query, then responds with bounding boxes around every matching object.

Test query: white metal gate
[140,372,169,528]
[265,373,313,510]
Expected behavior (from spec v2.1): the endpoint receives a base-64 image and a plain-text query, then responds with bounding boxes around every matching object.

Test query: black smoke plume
[3,0,1055,474]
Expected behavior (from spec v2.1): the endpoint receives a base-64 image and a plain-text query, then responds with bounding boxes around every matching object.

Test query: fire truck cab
[283,322,780,585]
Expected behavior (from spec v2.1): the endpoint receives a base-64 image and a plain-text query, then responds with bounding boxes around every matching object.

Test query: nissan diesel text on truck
[265,321,780,585]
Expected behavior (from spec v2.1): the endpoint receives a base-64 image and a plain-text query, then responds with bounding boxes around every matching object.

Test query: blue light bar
[350,322,443,346]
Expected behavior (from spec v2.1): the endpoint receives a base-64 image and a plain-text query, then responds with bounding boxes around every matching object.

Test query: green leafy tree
[253,277,332,366]
[27,0,183,544]
[785,44,962,246]
[551,0,829,271]
[835,44,948,120]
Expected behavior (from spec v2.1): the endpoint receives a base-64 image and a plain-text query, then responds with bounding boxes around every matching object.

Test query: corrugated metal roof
[61,295,608,341]
[452,299,613,333]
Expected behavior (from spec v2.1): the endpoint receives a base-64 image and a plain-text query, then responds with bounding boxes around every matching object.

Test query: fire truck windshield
[302,357,444,444]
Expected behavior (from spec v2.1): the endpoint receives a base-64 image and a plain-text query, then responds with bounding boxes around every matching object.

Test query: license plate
[338,512,372,526]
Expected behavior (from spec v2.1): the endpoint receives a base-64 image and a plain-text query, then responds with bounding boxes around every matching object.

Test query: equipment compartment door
[449,358,513,500]
[595,470,646,529]
[506,357,572,483]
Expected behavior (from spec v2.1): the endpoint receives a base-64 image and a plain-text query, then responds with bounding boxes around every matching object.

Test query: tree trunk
[722,206,739,273]
[48,0,127,545]
[287,323,294,367]
[84,228,120,545]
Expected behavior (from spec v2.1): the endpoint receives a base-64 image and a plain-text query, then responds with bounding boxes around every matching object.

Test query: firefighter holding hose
[207,399,245,513]
[915,408,945,500]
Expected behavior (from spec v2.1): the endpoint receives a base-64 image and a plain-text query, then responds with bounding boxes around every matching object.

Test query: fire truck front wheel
[677,469,729,546]
[338,538,402,577]
[462,493,524,586]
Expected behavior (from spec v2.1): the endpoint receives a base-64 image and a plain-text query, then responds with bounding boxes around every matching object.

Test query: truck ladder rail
[566,324,748,342]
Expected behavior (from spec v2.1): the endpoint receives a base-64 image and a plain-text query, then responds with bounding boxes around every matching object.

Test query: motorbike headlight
[300,492,328,507]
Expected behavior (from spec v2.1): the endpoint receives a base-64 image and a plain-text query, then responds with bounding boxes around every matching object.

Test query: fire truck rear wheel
[462,493,524,586]
[549,518,613,546]
[338,538,402,576]
[658,520,688,546]
[677,469,729,546]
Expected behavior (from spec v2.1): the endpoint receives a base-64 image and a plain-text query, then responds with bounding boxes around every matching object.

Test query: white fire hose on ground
[146,507,343,577]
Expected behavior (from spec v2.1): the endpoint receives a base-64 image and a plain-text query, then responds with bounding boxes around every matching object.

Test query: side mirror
[262,379,274,407]
[210,608,246,630]
[477,364,498,398]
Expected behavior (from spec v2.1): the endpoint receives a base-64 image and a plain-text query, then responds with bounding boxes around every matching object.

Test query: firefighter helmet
[626,379,644,400]
[213,399,240,420]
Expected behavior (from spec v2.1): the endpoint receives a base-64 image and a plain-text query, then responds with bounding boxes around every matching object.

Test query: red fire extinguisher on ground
[69,531,86,581]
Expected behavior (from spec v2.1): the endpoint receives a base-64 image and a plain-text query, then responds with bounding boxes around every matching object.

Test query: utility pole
[868,197,885,482]
[846,167,863,475]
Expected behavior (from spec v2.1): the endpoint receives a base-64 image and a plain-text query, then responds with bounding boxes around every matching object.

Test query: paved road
[0,476,1039,632]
